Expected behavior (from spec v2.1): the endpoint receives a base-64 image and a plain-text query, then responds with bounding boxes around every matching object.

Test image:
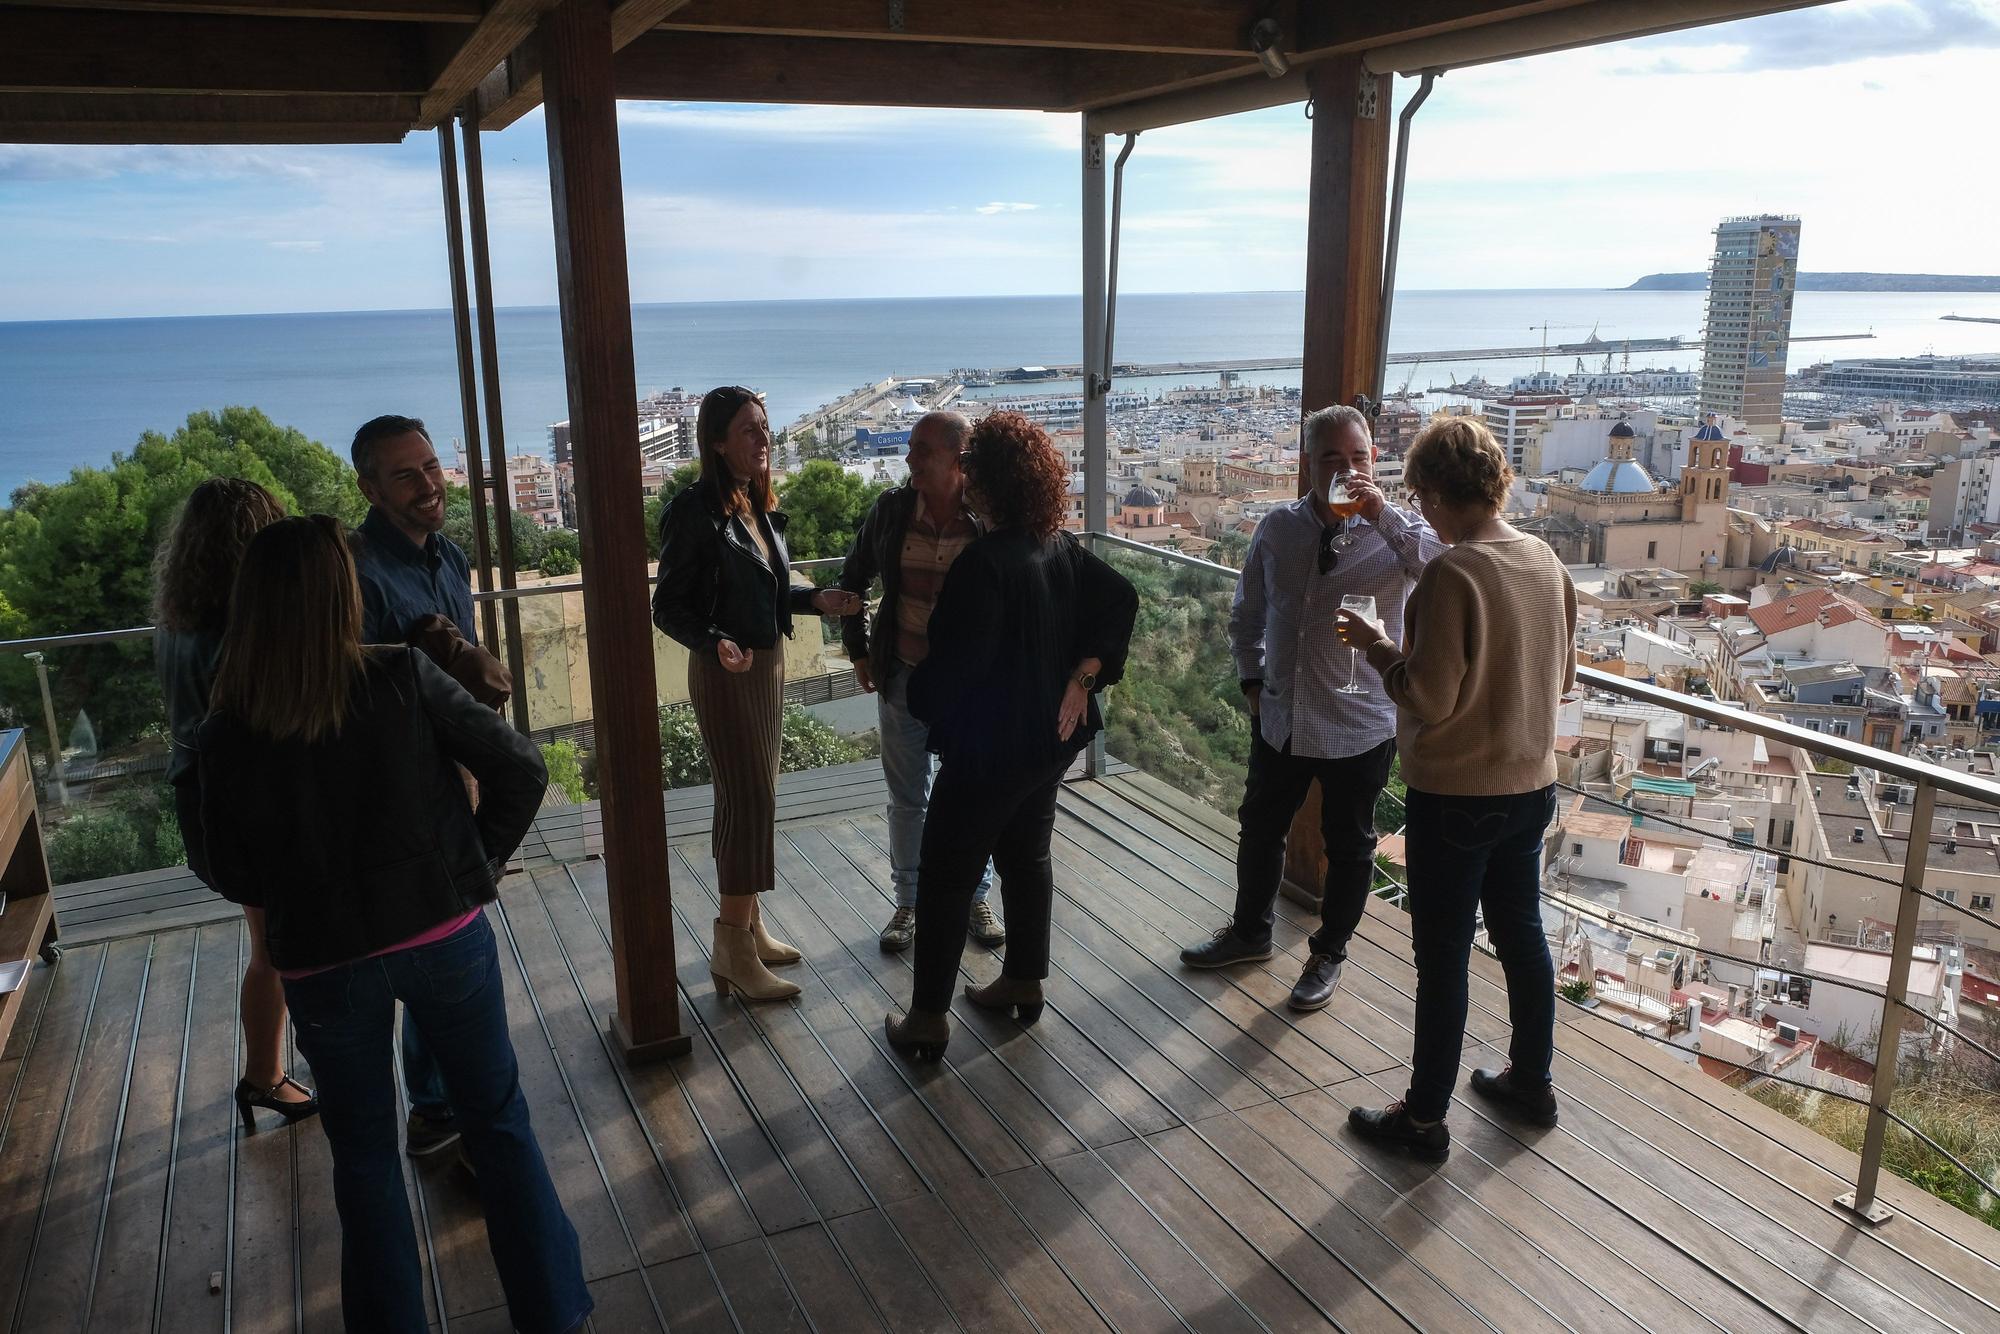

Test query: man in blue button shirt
[348,414,477,1158]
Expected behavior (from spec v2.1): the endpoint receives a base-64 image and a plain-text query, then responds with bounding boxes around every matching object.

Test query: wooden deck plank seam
[487,899,681,1332]
[1049,790,1850,1332]
[534,872,829,1334]
[148,934,202,1334]
[514,871,751,1334]
[1017,824,1674,1334]
[6,943,109,1334]
[545,858,1039,1334]
[794,823,1405,1334]
[1343,882,2000,1320]
[672,845,1187,1334]
[788,828,1448,1328]
[665,846,1157,1333]
[1066,786,1970,1333]
[78,937,156,1332]
[780,827,1291,1334]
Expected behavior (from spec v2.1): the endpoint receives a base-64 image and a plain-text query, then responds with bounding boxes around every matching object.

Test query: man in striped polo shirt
[838,411,1001,950]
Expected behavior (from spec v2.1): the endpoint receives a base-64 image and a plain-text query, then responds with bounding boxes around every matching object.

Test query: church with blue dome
[1529,415,1736,570]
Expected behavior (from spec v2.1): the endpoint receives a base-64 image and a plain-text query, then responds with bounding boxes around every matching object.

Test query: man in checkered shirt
[1180,405,1443,1011]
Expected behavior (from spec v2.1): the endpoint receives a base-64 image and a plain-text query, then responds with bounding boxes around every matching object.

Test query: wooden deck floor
[4,770,1996,1332]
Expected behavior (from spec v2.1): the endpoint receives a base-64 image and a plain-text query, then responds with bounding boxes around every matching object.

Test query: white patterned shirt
[1229,497,1442,759]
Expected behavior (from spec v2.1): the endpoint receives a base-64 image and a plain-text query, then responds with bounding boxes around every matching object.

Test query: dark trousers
[909,755,1069,1014]
[283,914,591,1334]
[1403,785,1557,1123]
[1231,731,1397,960]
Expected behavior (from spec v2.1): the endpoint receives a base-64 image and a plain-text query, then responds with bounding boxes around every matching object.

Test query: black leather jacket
[195,647,546,971]
[652,481,818,653]
[909,529,1138,779]
[156,626,222,786]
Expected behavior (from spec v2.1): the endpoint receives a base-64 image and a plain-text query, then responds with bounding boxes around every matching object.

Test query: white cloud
[975,201,1038,214]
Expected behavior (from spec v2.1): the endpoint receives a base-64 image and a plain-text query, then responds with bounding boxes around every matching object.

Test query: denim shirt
[351,508,477,646]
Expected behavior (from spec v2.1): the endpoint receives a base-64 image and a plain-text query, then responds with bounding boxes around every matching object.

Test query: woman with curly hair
[153,475,318,1127]
[1334,416,1577,1161]
[885,412,1137,1061]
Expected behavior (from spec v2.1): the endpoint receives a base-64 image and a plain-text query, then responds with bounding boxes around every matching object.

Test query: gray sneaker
[879,906,916,952]
[968,901,1006,947]
[406,1109,461,1157]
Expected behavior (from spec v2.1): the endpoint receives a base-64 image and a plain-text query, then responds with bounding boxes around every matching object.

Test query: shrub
[47,809,145,884]
[541,740,587,805]
[657,702,867,790]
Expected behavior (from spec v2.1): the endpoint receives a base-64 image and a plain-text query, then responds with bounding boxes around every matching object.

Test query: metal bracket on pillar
[1356,70,1380,120]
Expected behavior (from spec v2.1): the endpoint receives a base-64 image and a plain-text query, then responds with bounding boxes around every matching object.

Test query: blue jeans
[1403,785,1558,1124]
[283,914,591,1334]
[401,1010,452,1119]
[880,663,991,909]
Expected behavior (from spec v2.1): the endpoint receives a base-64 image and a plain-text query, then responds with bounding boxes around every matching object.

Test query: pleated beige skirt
[688,643,785,895]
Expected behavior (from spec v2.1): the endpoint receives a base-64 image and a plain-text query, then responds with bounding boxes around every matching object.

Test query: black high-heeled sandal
[234,1075,320,1130]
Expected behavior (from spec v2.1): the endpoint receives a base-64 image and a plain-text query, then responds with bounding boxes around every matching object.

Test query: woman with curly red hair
[885,412,1137,1060]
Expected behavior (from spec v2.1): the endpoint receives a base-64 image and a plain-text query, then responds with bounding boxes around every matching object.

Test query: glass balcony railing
[0,556,873,889]
[1096,536,1996,1234]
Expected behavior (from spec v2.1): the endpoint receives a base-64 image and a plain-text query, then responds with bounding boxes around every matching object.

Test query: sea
[4,288,1998,501]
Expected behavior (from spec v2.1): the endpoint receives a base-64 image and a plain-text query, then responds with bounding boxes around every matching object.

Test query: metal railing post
[1837,775,1936,1225]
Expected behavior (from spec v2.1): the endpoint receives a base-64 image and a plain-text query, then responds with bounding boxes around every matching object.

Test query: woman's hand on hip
[717,639,754,673]
[1057,679,1089,742]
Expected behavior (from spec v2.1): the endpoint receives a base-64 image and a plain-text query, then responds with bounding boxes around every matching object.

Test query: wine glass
[1337,594,1376,695]
[1328,471,1362,549]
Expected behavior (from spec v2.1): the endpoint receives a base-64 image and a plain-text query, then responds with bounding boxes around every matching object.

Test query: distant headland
[1625,272,2000,292]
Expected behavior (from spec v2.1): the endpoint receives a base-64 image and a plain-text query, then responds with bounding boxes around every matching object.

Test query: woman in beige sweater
[1335,416,1577,1162]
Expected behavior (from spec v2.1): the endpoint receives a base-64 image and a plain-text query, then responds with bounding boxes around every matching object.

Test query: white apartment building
[1482,395,1570,471]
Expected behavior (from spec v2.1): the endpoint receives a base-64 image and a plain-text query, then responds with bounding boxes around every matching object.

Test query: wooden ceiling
[0,0,1832,145]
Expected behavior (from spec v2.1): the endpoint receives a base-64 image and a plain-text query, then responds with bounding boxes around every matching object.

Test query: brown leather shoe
[963,976,1044,1024]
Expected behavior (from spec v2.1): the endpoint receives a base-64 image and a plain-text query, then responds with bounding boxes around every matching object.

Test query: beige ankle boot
[711,920,801,1001]
[750,898,801,965]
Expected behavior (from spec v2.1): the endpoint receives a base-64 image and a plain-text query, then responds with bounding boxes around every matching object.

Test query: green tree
[776,460,887,562]
[46,809,144,884]
[1211,529,1251,569]
[1689,579,1723,596]
[441,485,549,575]
[539,529,580,577]
[643,462,703,541]
[0,407,365,743]
[541,739,587,804]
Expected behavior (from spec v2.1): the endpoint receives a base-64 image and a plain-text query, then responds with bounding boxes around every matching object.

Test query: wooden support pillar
[460,109,533,735]
[1283,55,1392,907]
[539,0,687,1061]
[437,123,501,653]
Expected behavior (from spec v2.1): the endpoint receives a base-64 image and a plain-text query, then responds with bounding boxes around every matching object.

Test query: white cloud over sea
[2,0,1994,319]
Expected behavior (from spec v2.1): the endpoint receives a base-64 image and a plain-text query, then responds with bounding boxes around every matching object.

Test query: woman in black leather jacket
[198,516,590,1334]
[152,477,317,1127]
[653,385,861,1001]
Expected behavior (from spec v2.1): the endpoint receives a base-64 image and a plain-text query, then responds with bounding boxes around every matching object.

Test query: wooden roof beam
[0,90,418,142]
[418,0,560,127]
[473,0,688,130]
[605,31,1248,113]
[0,8,437,95]
[654,0,1269,58]
[8,0,482,20]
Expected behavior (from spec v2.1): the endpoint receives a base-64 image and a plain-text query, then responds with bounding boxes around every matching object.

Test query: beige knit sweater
[1364,535,1577,797]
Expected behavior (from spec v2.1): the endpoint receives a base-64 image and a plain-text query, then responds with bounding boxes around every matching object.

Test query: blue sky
[2,0,1996,321]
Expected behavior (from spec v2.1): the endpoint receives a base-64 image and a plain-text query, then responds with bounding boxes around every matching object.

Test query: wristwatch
[1073,669,1098,691]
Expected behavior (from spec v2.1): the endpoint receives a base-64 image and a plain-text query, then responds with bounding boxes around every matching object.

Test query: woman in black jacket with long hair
[653,386,861,1001]
[885,412,1137,1061]
[153,477,318,1127]
[198,516,589,1334]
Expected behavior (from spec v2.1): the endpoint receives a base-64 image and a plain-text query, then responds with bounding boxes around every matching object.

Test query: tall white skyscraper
[1699,215,1801,435]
